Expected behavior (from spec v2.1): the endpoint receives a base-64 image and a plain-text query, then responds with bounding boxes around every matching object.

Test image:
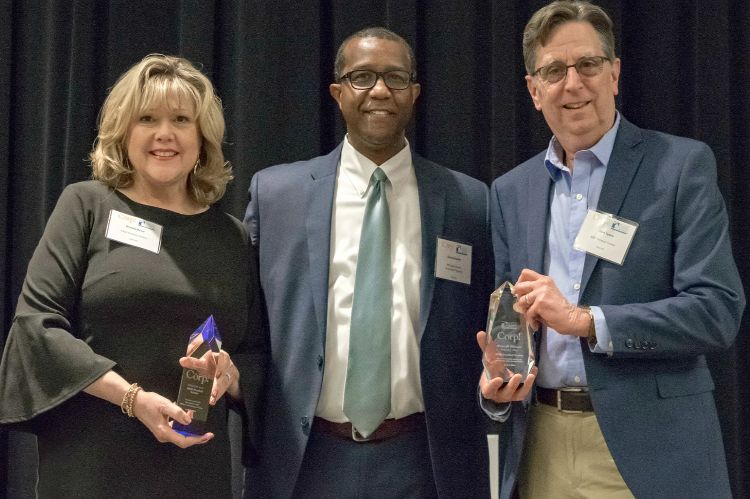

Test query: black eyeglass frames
[339,70,414,90]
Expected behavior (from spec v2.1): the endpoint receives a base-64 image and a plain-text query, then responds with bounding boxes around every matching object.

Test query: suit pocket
[655,366,715,398]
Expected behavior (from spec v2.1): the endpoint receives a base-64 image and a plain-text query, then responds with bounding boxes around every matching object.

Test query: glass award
[482,282,535,384]
[173,315,222,437]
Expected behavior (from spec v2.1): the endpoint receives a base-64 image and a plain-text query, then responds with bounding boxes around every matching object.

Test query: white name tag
[574,210,638,265]
[435,238,472,284]
[105,210,163,254]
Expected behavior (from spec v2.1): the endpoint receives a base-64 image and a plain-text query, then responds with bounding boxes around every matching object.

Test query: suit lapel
[414,155,446,342]
[306,144,342,342]
[526,160,553,273]
[580,118,645,295]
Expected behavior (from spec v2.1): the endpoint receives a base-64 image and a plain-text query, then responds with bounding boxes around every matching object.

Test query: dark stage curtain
[2,1,748,497]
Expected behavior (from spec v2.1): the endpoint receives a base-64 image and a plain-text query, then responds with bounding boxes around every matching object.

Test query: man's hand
[476,331,537,403]
[513,269,589,336]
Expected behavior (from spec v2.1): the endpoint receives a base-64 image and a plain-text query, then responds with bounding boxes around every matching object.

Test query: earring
[193,159,200,176]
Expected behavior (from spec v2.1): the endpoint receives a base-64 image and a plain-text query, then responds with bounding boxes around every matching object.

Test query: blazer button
[625,339,634,348]
[317,355,324,370]
[300,416,310,429]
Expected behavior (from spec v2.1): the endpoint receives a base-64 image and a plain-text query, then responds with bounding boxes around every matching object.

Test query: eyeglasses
[531,56,610,84]
[339,70,414,90]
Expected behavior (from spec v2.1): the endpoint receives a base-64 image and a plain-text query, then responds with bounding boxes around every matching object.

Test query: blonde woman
[0,54,264,498]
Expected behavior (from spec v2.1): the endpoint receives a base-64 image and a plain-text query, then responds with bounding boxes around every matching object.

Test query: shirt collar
[340,135,413,197]
[544,112,621,180]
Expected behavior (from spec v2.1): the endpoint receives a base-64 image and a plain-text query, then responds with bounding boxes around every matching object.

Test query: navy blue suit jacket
[244,143,493,498]
[491,117,745,499]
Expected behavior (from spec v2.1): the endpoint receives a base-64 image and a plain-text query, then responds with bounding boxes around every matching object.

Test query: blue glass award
[173,315,222,437]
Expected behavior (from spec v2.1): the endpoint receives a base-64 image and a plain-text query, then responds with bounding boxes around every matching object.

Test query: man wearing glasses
[479,1,744,498]
[244,27,492,498]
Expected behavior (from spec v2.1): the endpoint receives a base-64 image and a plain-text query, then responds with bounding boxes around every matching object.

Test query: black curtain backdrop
[2,1,748,497]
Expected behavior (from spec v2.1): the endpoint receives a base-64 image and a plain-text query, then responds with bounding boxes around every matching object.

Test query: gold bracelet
[120,383,136,416]
[125,384,142,417]
[120,383,142,418]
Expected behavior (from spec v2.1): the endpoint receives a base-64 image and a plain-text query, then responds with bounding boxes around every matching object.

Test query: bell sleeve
[0,184,116,425]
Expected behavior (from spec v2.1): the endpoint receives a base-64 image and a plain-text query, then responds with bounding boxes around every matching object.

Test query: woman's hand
[131,389,214,448]
[179,350,241,405]
[84,370,213,448]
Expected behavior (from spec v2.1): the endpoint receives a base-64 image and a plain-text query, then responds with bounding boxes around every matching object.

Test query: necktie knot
[372,167,387,184]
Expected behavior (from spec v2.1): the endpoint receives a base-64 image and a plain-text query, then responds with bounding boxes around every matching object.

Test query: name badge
[435,238,472,284]
[105,210,163,254]
[573,209,638,265]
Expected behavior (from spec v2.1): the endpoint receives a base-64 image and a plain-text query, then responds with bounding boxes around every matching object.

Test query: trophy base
[483,361,534,385]
[172,418,209,437]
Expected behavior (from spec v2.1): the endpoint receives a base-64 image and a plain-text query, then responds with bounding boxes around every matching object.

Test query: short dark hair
[523,1,615,75]
[333,27,417,81]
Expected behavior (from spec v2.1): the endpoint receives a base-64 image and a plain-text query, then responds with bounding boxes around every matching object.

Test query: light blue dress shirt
[536,113,621,389]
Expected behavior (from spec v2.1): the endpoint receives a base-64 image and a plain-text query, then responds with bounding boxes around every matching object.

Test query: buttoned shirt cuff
[589,306,613,356]
[478,386,512,422]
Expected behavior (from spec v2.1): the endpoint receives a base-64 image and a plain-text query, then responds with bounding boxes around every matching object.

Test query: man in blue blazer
[479,2,745,498]
[244,27,492,498]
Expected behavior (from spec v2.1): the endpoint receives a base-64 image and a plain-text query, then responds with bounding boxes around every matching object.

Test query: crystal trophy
[482,282,535,383]
[173,315,222,437]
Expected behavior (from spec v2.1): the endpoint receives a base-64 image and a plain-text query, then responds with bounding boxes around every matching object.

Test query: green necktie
[344,167,392,438]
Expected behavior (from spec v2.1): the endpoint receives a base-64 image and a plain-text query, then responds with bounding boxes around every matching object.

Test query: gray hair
[523,1,615,75]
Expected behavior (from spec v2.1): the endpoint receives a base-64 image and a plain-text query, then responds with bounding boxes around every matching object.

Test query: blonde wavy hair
[90,54,232,205]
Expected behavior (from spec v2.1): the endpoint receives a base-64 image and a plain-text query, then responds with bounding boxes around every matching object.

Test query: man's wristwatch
[582,306,597,347]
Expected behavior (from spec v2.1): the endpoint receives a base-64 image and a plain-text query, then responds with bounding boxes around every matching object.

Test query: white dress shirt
[316,136,424,422]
